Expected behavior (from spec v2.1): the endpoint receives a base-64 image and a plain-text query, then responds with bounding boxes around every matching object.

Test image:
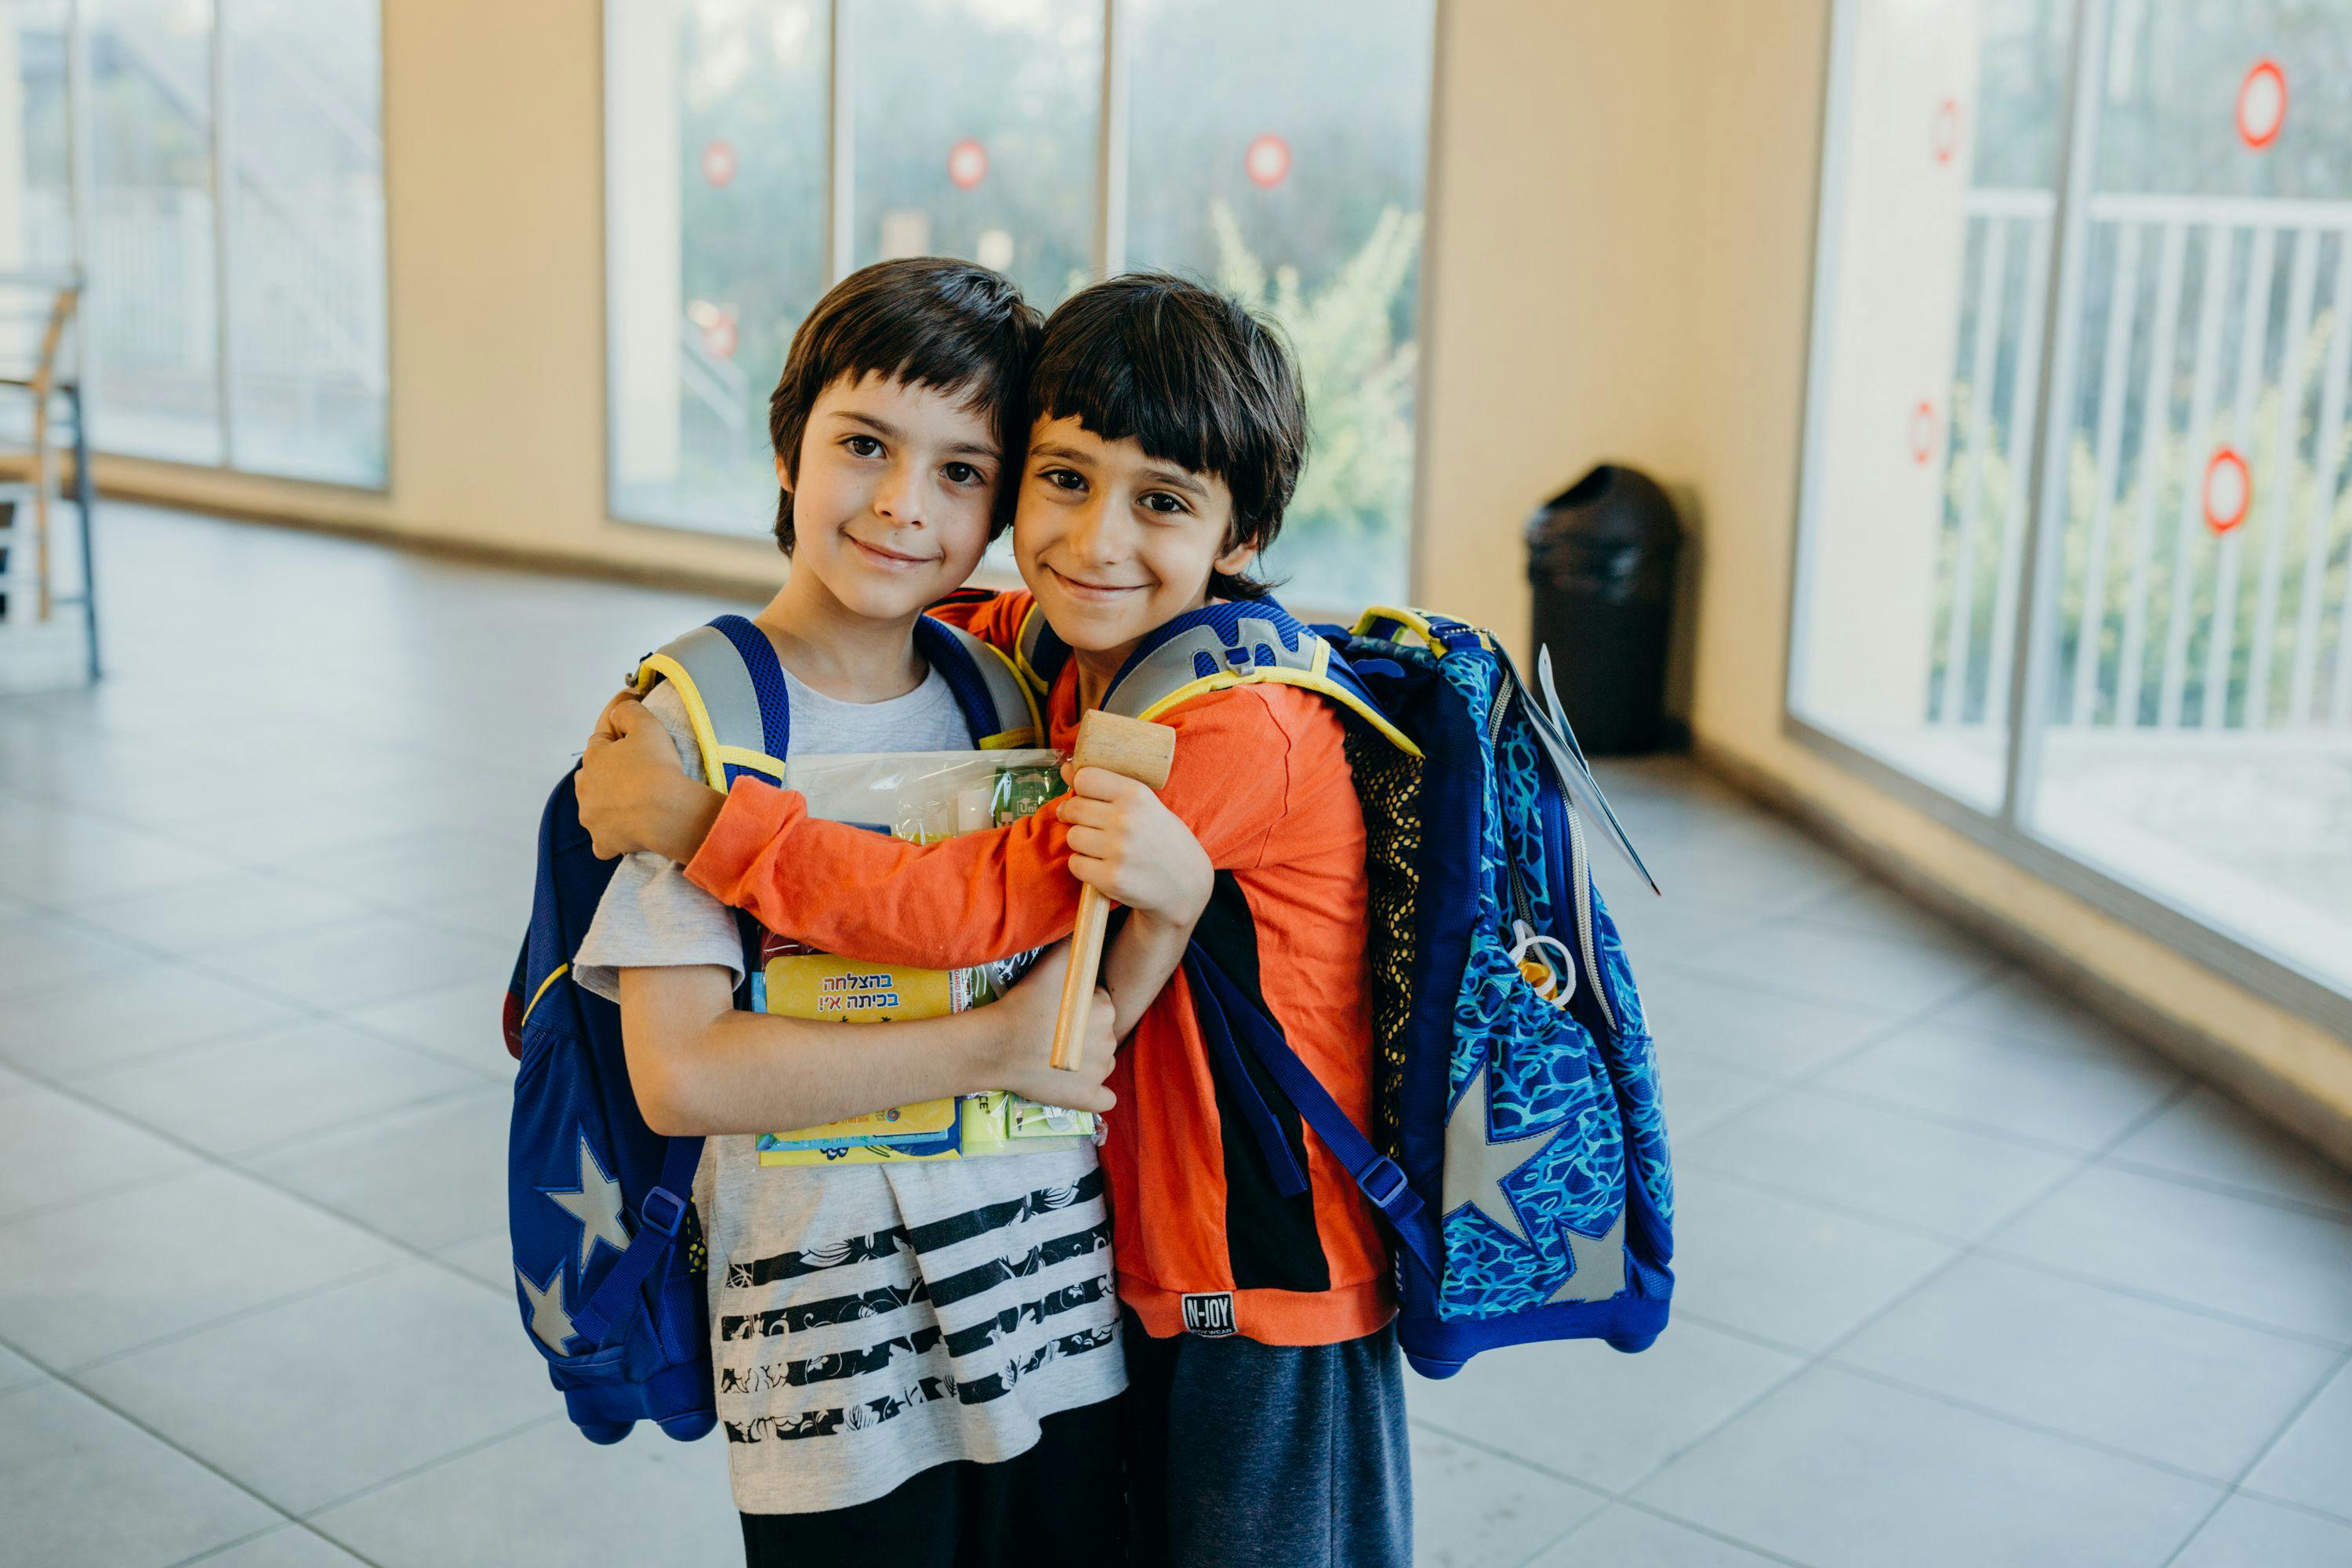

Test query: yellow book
[755,945,970,1149]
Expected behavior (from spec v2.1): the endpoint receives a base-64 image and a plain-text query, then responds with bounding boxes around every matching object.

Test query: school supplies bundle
[1014,599,1674,1378]
[499,612,1044,1444]
[749,749,1096,1166]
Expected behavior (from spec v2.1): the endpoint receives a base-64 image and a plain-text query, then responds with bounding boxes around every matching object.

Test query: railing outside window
[1791,0,2352,1022]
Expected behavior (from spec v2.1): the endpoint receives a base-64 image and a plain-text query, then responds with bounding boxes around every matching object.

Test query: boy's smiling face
[1015,415,1259,669]
[781,372,1003,622]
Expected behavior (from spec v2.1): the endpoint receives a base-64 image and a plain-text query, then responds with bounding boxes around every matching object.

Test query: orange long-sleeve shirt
[683,591,1392,1345]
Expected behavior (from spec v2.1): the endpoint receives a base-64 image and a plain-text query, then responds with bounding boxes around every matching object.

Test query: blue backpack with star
[501,611,1042,1443]
[1021,599,1674,1377]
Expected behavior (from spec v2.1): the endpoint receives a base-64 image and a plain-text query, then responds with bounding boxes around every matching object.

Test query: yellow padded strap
[975,635,1046,742]
[1349,604,1444,654]
[634,654,727,788]
[716,744,789,779]
[1133,658,1425,759]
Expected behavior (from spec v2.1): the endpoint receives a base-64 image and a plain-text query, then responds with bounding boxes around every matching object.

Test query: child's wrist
[970,1007,1028,1094]
[652,779,726,864]
[1133,877,1210,931]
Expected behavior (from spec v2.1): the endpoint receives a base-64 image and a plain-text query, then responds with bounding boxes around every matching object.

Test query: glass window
[0,1,74,275]
[1796,0,2352,1004]
[220,0,387,485]
[0,0,75,446]
[5,0,388,484]
[601,0,1436,604]
[2020,1,2352,993]
[606,0,830,535]
[1791,0,2072,811]
[1123,0,1433,609]
[87,0,224,466]
[848,0,1098,310]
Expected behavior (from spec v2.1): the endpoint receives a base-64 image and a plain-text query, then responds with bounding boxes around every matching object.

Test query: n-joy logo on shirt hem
[1181,1292,1236,1338]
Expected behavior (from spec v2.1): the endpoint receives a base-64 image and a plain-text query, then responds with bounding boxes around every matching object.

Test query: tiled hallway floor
[2,505,2350,1567]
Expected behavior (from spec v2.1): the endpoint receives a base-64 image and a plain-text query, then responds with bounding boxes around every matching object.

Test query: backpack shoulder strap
[633,614,792,787]
[1099,597,1423,758]
[1014,599,1073,695]
[1183,942,1439,1283]
[913,615,1044,749]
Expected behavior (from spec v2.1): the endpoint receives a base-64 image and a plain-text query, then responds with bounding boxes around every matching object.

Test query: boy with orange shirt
[580,274,1410,1568]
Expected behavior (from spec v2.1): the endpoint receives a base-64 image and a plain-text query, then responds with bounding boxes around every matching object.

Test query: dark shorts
[1120,1307,1412,1568]
[738,1395,1126,1568]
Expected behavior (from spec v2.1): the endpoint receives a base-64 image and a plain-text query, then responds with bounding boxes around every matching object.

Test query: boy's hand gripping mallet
[1050,711,1178,1073]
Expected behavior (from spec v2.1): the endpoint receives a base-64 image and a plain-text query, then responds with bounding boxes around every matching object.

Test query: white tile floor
[2,504,2348,1567]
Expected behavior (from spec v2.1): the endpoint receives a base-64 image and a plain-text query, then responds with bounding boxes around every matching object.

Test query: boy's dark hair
[1029,273,1307,601]
[768,258,1041,553]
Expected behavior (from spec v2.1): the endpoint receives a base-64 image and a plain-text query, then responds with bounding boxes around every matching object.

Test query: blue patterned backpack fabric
[500,612,1041,1443]
[1024,599,1673,1377]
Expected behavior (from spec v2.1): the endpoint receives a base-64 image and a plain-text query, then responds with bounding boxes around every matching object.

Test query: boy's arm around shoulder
[925,588,1034,657]
[681,686,1301,971]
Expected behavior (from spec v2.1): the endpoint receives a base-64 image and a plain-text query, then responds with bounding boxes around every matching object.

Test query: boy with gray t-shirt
[574,672,1125,1515]
[569,260,1209,1567]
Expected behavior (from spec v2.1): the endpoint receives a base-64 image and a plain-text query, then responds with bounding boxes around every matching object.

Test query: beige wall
[89,1,2351,1140]
[1414,2,1695,652]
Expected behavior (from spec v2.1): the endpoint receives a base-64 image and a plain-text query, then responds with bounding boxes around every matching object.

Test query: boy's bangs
[1035,345,1237,487]
[768,258,1041,550]
[829,312,1025,459]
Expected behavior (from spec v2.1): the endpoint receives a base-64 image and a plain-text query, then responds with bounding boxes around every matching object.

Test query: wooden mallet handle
[1050,711,1177,1072]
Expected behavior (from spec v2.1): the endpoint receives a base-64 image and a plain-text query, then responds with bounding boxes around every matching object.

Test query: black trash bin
[1526,464,1682,756]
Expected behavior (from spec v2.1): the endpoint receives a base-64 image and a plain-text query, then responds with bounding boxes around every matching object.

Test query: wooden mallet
[1050,710,1178,1072]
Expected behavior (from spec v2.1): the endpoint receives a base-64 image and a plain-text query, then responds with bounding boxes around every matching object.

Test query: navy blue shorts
[1120,1307,1411,1568]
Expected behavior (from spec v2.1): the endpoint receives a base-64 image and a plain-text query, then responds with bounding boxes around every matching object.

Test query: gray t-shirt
[572,661,1121,1515]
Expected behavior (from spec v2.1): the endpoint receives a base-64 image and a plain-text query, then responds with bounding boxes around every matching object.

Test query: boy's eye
[843,434,883,458]
[942,461,983,486]
[1037,466,1086,492]
[1138,491,1189,516]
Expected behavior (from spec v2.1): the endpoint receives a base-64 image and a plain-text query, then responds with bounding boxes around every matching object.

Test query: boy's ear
[772,452,794,495]
[1213,532,1259,580]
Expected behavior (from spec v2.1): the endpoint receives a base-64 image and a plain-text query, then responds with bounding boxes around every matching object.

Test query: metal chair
[0,269,100,685]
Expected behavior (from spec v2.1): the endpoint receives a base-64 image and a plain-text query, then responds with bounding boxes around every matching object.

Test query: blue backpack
[1019,598,1672,1377]
[501,612,1040,1443]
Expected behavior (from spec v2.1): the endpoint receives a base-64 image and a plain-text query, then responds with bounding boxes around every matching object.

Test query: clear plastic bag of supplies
[752,750,1100,1167]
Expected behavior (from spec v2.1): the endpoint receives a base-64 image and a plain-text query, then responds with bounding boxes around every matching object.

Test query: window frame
[594,0,1446,618]
[39,0,395,494]
[1783,0,2352,1039]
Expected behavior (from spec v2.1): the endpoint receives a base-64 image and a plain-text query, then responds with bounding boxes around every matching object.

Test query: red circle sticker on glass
[702,139,738,188]
[1931,97,1962,166]
[700,310,738,361]
[1244,133,1292,188]
[1908,400,1938,465]
[2238,60,2286,150]
[947,138,988,191]
[2203,447,2251,533]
